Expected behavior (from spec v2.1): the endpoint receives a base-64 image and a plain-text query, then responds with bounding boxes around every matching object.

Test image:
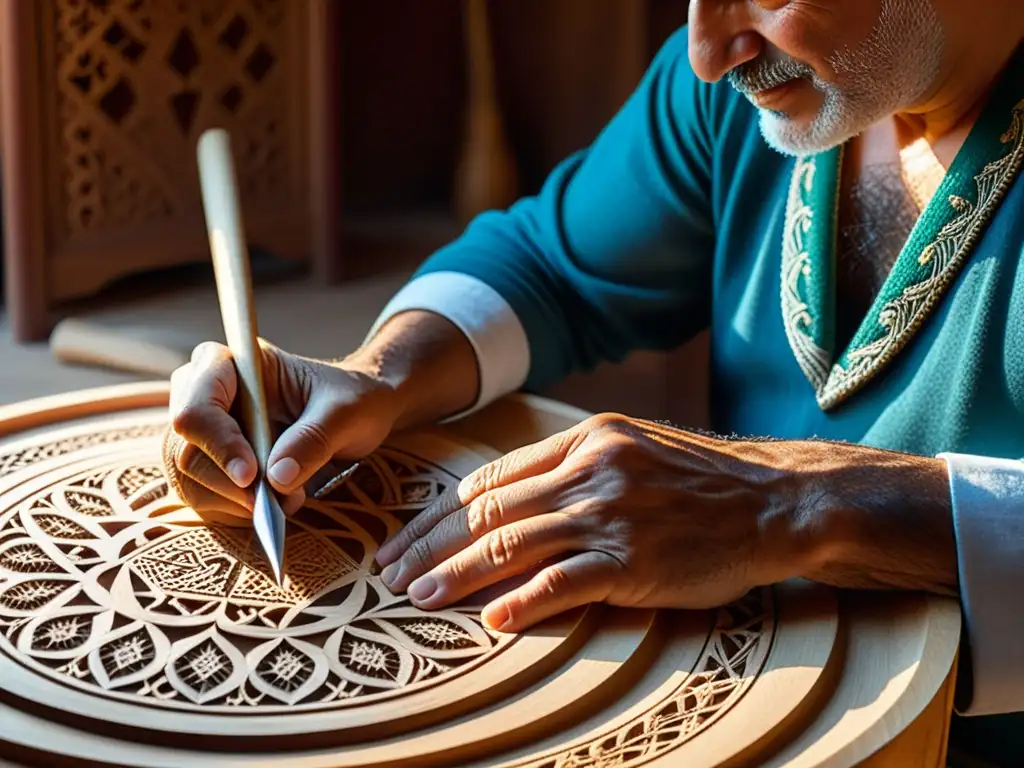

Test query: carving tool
[313,460,361,500]
[196,128,287,585]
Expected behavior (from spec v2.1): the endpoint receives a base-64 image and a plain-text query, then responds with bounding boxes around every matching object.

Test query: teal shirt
[416,29,1024,463]
[408,28,1024,760]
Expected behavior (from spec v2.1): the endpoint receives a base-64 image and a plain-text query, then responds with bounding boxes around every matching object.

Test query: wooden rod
[1,0,50,341]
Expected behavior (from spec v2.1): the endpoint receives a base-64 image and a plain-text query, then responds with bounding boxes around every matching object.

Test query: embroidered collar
[781,47,1024,410]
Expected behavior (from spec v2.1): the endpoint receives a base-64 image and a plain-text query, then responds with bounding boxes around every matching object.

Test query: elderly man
[165,0,1023,762]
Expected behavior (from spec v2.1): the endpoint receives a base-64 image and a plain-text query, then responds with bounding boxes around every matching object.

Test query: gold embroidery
[781,156,831,391]
[818,99,1024,409]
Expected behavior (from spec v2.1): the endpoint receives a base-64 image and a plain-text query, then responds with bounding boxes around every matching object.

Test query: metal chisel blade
[253,478,287,585]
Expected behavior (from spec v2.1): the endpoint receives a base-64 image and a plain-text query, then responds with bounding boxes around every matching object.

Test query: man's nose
[688,0,762,83]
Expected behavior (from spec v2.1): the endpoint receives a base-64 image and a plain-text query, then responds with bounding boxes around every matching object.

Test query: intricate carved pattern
[51,0,300,237]
[0,424,166,478]
[819,99,1024,408]
[115,465,164,498]
[0,435,509,711]
[520,591,772,768]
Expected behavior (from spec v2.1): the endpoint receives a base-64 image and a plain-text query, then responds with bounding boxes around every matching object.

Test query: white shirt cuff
[938,451,1024,716]
[364,271,530,421]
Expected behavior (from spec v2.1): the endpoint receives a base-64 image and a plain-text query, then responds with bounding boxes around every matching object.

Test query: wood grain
[0,0,49,341]
[309,0,344,283]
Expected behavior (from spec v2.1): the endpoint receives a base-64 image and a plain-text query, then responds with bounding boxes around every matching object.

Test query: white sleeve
[364,271,531,421]
[938,452,1024,716]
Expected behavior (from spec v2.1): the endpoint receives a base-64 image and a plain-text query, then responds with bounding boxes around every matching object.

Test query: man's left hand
[374,413,822,632]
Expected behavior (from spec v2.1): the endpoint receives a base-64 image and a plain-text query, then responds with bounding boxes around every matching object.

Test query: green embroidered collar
[781,47,1024,410]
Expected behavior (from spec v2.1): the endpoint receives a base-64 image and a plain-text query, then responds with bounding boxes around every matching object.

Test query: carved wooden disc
[0,418,604,750]
[0,385,957,767]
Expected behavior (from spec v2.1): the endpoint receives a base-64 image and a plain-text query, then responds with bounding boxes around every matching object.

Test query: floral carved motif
[0,439,510,711]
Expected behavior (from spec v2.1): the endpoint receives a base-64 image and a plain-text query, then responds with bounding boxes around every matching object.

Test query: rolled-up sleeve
[938,452,1024,716]
[364,271,530,420]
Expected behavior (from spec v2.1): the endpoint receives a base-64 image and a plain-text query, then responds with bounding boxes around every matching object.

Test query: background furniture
[1,0,688,343]
[0,0,340,341]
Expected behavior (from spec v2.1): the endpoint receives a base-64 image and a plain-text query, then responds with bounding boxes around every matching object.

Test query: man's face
[688,0,947,156]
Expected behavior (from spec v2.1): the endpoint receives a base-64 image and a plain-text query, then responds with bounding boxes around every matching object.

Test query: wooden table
[0,382,959,766]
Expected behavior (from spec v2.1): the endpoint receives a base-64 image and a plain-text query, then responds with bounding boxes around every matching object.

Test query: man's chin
[756,110,848,158]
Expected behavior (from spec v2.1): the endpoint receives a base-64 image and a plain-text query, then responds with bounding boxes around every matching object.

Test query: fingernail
[380,562,402,589]
[269,457,300,487]
[408,575,438,603]
[375,541,397,567]
[227,458,251,486]
[483,602,510,631]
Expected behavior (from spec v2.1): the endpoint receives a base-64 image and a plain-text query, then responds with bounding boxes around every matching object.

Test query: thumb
[265,391,360,494]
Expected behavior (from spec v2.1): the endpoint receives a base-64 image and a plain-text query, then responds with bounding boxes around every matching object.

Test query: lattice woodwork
[0,0,331,336]
[50,0,303,237]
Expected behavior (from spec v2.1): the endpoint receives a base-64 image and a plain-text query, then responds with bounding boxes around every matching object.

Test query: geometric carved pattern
[0,395,955,766]
[521,593,772,768]
[0,401,827,768]
[51,0,297,238]
[0,443,511,711]
[0,424,167,478]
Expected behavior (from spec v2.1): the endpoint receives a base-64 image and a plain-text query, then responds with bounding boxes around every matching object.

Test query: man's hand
[163,340,402,520]
[374,414,812,631]
[162,310,482,522]
[374,413,958,633]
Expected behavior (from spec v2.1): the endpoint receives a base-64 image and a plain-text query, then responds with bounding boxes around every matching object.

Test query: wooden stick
[196,128,286,584]
[453,0,519,224]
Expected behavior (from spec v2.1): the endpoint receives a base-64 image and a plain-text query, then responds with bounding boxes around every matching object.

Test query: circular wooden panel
[0,420,606,750]
[0,384,957,767]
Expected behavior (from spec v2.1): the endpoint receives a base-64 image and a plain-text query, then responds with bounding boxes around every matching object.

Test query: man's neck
[892,21,1021,154]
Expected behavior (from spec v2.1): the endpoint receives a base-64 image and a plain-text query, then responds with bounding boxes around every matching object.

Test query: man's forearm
[789,443,959,597]
[343,310,481,430]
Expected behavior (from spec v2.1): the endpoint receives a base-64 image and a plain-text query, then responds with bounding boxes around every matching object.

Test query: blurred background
[0,0,708,428]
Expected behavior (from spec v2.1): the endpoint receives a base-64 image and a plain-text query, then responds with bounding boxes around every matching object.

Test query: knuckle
[177,478,205,509]
[601,432,638,459]
[477,460,505,493]
[406,537,437,573]
[174,442,206,477]
[171,403,209,438]
[536,564,570,599]
[584,412,628,432]
[293,419,333,456]
[486,527,521,568]
[190,340,227,364]
[466,493,503,539]
[170,471,205,509]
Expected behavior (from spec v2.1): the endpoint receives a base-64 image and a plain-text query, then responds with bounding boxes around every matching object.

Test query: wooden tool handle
[196,129,274,471]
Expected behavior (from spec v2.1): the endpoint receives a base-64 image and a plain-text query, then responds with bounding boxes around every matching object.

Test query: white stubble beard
[756,0,947,157]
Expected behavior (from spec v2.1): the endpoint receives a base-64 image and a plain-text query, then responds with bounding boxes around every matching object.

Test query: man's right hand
[162,340,403,521]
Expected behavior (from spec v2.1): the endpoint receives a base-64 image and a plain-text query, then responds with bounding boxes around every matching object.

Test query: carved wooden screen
[0,388,960,767]
[4,0,314,317]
